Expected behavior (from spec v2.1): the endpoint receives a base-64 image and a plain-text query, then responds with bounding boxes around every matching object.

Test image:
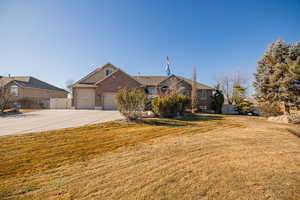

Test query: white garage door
[103,93,117,110]
[77,88,95,109]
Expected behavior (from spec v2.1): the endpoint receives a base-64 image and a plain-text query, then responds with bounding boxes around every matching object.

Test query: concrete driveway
[0,110,123,136]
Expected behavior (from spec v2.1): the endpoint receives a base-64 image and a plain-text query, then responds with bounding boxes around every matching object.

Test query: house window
[199,90,207,100]
[10,85,18,96]
[147,87,155,95]
[105,69,113,76]
[199,105,207,111]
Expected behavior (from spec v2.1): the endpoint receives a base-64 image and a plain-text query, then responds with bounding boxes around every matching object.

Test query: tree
[191,66,198,113]
[0,84,15,113]
[212,84,224,114]
[215,71,247,104]
[253,40,300,114]
[231,84,254,115]
[232,84,246,105]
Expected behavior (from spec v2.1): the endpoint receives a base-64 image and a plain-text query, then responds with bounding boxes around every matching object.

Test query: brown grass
[0,114,299,200]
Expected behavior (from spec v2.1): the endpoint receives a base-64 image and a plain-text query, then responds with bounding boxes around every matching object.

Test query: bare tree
[0,84,14,113]
[191,66,198,113]
[215,71,247,104]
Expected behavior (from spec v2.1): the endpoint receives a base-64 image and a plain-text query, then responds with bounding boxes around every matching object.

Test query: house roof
[70,84,98,88]
[132,75,214,90]
[177,76,214,90]
[70,63,214,90]
[0,76,67,92]
[132,76,167,86]
[73,63,118,85]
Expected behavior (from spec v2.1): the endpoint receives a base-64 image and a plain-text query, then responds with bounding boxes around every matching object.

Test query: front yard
[0,114,299,199]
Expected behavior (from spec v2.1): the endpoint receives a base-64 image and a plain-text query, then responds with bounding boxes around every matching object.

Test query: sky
[0,0,299,90]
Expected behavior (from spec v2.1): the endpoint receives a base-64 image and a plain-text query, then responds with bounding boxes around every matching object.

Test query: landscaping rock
[268,113,300,124]
[142,111,155,118]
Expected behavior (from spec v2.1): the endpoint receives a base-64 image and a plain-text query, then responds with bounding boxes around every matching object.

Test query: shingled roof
[0,76,67,92]
[132,76,167,86]
[132,75,213,90]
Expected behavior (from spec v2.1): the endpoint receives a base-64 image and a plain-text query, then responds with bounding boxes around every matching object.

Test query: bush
[235,100,254,115]
[152,93,190,117]
[116,88,147,120]
[259,102,283,117]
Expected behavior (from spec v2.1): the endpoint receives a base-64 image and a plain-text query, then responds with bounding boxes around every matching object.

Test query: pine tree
[254,40,300,114]
[212,84,224,114]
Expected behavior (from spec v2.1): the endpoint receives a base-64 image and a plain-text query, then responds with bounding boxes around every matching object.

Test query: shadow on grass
[288,128,300,138]
[141,119,187,127]
[178,113,224,122]
[141,113,224,127]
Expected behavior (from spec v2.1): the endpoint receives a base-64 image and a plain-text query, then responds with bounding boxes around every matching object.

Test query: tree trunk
[284,103,290,115]
[191,67,198,113]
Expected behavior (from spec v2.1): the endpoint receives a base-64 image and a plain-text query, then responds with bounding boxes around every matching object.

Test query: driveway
[0,110,123,136]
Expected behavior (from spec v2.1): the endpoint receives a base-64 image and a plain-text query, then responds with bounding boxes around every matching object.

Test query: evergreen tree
[254,40,300,114]
[212,84,224,114]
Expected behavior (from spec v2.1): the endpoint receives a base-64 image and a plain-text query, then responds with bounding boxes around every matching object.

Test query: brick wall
[95,70,142,107]
[197,89,213,111]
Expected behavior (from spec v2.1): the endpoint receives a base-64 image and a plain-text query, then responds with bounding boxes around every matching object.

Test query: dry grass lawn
[0,114,299,200]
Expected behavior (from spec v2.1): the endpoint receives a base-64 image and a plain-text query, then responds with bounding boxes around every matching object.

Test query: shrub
[116,88,147,120]
[259,102,283,117]
[235,100,254,115]
[152,93,190,117]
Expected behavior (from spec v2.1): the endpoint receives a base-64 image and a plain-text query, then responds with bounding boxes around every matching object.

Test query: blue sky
[0,0,299,89]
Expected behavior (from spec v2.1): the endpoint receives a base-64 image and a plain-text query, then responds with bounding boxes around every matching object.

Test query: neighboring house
[0,76,68,108]
[69,63,214,110]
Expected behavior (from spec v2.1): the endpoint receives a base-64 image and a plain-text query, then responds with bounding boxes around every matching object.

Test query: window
[199,105,207,111]
[10,85,18,96]
[147,87,155,95]
[199,90,207,100]
[105,69,113,76]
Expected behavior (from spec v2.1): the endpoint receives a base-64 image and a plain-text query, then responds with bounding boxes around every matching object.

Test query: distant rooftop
[0,76,67,92]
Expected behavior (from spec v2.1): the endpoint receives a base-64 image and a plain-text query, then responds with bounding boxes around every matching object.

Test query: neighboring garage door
[77,88,95,109]
[103,93,117,110]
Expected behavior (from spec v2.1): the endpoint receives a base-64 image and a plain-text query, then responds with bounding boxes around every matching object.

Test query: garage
[76,88,95,109]
[103,92,117,110]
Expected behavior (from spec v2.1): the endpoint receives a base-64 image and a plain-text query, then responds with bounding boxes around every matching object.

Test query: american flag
[165,56,171,76]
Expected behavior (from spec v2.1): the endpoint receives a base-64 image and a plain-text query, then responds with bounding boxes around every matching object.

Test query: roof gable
[74,63,118,85]
[96,69,142,87]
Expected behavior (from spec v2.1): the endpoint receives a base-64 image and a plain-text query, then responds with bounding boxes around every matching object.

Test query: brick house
[0,76,68,108]
[69,63,214,110]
